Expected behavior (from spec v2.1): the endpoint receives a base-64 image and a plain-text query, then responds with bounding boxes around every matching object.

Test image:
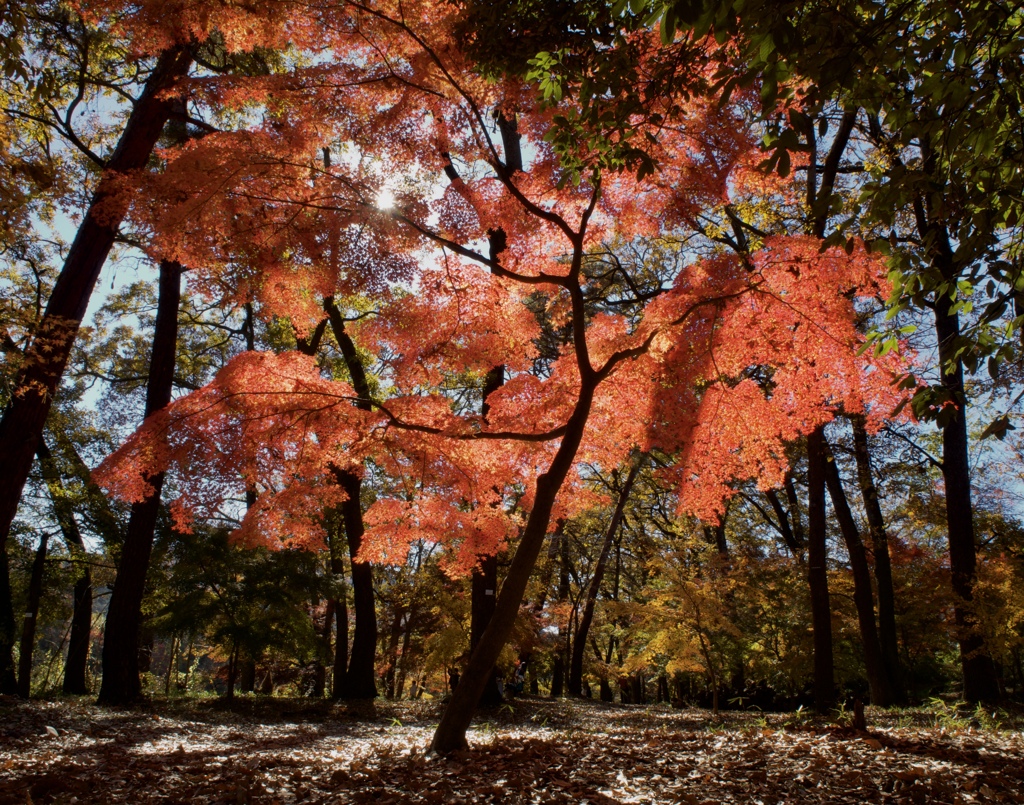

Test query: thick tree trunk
[568,457,641,696]
[98,259,184,706]
[36,438,93,695]
[806,426,835,712]
[17,534,49,698]
[0,49,191,689]
[850,415,906,704]
[822,441,896,706]
[934,299,1001,703]
[430,380,596,753]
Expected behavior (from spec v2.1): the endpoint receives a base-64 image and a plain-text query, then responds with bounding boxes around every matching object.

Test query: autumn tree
[82,4,913,760]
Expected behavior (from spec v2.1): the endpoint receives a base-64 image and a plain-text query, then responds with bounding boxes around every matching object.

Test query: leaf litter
[1,696,1022,803]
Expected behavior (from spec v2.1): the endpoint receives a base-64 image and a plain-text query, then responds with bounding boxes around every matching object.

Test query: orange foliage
[94,0,912,574]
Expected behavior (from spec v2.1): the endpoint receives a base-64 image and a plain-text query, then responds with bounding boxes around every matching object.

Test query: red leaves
[92,0,915,567]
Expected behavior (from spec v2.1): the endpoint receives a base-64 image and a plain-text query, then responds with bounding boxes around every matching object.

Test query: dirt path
[2,696,1021,803]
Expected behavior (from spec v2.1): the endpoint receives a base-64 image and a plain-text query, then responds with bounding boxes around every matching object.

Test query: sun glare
[376,188,395,209]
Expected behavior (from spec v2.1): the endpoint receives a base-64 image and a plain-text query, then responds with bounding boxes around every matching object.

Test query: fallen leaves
[1,697,1022,804]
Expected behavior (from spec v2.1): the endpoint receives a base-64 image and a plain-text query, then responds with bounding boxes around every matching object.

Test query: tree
[633,0,1024,704]
[0,44,191,690]
[91,1,909,751]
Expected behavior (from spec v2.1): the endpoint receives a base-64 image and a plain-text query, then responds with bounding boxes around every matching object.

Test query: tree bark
[765,489,804,558]
[17,533,49,698]
[807,426,835,712]
[36,437,93,694]
[98,259,184,705]
[324,298,378,700]
[550,528,571,697]
[0,48,192,690]
[430,378,596,753]
[568,456,641,696]
[334,468,377,700]
[934,297,1001,702]
[330,551,349,700]
[822,440,895,706]
[850,414,906,704]
[471,552,502,705]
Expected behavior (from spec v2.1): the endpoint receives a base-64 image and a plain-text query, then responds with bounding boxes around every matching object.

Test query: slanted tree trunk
[467,126,520,703]
[17,534,49,698]
[850,415,906,704]
[98,259,184,706]
[36,438,93,695]
[822,440,896,706]
[807,426,835,712]
[568,456,641,696]
[429,368,598,752]
[0,49,192,691]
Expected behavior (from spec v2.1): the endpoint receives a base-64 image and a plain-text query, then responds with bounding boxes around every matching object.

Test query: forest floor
[1,695,1023,804]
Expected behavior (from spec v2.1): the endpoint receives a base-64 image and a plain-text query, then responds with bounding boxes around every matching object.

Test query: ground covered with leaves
[2,695,1023,804]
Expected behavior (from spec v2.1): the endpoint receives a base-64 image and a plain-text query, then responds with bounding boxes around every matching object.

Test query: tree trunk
[600,635,615,701]
[383,605,404,699]
[17,534,49,698]
[429,378,597,753]
[324,299,378,701]
[36,437,93,695]
[0,538,15,694]
[311,599,333,698]
[330,553,349,700]
[934,297,1001,703]
[822,440,895,706]
[98,259,184,706]
[238,657,257,694]
[850,414,906,704]
[0,49,192,690]
[807,426,835,712]
[765,488,804,558]
[784,474,806,548]
[334,469,377,700]
[568,457,641,696]
[550,527,571,697]
[395,607,415,700]
[471,552,503,705]
[164,635,177,695]
[226,642,238,701]
[470,241,509,707]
